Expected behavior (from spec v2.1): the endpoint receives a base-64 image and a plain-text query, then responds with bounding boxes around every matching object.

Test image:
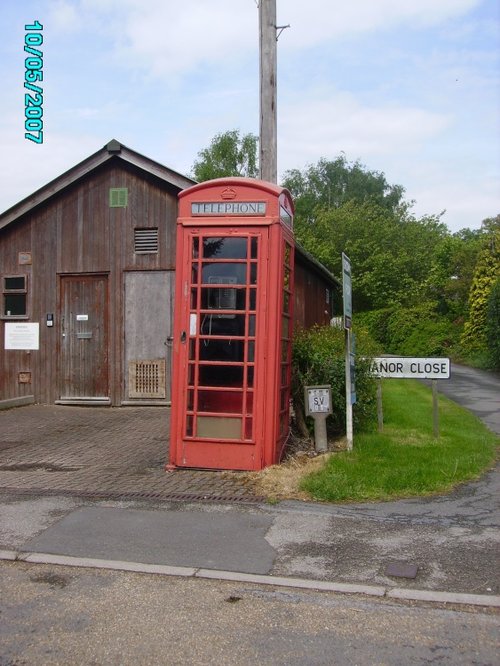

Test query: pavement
[1,363,499,609]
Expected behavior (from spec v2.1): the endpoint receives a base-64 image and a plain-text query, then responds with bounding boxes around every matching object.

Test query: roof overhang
[0,140,195,231]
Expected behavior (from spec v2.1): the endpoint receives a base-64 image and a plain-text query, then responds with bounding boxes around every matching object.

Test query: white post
[345,329,353,451]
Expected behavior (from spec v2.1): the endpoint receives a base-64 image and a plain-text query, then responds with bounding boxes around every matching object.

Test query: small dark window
[134,228,159,253]
[3,275,27,317]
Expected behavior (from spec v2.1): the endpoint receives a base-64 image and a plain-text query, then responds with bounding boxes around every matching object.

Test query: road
[1,560,498,666]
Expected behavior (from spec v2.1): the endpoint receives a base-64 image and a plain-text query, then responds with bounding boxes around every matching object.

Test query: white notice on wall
[5,322,40,350]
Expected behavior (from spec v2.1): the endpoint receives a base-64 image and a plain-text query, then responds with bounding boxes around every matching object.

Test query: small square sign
[305,385,332,416]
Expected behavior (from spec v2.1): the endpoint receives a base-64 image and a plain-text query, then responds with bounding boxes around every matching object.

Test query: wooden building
[0,140,338,409]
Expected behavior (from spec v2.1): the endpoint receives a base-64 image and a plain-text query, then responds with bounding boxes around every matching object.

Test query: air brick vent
[134,228,159,253]
[128,359,166,399]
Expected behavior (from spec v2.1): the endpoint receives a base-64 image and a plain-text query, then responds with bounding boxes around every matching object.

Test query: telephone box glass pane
[203,237,247,259]
[245,417,253,439]
[192,237,199,258]
[198,390,243,413]
[199,364,244,387]
[251,237,258,259]
[202,263,246,285]
[199,314,245,337]
[199,339,245,363]
[197,416,242,439]
[249,289,256,311]
[201,287,246,311]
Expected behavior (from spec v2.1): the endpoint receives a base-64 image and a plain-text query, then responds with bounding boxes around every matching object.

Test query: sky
[1,0,499,232]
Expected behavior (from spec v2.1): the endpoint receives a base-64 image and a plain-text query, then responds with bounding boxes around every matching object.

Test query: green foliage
[294,199,448,311]
[461,216,500,355]
[291,325,380,436]
[486,277,500,369]
[282,155,406,224]
[356,302,459,357]
[299,380,498,502]
[191,129,258,182]
[425,231,483,318]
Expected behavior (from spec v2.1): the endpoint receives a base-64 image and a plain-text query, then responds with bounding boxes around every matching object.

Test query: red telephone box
[168,177,294,471]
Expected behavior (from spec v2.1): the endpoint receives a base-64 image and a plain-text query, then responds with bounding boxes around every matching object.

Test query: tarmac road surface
[1,560,498,666]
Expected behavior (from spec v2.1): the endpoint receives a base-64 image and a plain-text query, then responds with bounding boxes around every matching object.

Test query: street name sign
[342,252,352,329]
[370,357,450,380]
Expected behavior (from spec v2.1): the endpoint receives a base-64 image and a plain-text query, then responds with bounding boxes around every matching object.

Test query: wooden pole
[259,0,277,183]
[432,379,439,438]
[377,380,384,432]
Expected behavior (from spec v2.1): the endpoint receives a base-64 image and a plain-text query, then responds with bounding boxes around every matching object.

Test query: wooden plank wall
[294,259,336,330]
[0,160,179,405]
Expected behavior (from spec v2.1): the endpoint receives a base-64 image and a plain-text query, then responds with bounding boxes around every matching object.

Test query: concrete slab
[20,506,276,574]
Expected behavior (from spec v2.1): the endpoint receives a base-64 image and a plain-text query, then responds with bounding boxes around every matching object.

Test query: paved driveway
[0,405,258,502]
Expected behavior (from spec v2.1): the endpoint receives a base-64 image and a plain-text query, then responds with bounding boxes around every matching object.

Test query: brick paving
[0,405,261,502]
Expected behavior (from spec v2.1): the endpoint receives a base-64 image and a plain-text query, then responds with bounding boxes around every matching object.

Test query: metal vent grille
[128,359,166,399]
[109,188,128,207]
[134,228,159,253]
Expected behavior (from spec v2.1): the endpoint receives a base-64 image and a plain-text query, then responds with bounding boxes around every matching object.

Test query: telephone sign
[305,385,332,416]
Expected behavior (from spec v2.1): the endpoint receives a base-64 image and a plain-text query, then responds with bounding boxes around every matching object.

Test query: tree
[282,155,406,225]
[461,215,500,355]
[486,277,500,369]
[426,229,483,319]
[292,198,448,311]
[191,130,259,182]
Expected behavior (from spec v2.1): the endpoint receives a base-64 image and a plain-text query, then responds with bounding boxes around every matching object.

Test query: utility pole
[259,0,277,183]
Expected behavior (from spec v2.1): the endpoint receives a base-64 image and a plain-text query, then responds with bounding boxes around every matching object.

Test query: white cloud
[278,90,451,169]
[280,0,482,48]
[63,0,483,80]
[47,0,81,32]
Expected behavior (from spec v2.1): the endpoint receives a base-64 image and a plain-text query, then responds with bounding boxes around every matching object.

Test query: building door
[59,275,109,401]
[124,271,173,403]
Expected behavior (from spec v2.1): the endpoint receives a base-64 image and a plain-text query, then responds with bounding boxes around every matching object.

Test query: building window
[134,228,159,253]
[3,275,28,317]
[109,187,128,208]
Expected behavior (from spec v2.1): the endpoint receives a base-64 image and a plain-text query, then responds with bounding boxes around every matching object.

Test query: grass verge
[299,379,498,502]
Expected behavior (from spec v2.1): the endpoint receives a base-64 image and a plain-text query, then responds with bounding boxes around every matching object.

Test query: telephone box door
[171,228,268,470]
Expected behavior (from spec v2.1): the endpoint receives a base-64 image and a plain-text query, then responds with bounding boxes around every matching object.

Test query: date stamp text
[24,20,44,144]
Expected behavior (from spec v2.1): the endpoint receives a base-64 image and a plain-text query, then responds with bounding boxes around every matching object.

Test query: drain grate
[0,463,80,472]
[0,486,265,504]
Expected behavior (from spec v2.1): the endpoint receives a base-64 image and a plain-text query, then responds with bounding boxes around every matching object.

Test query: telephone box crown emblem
[221,187,237,200]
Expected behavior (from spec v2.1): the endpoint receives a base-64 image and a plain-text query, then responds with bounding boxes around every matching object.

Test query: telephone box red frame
[168,177,295,471]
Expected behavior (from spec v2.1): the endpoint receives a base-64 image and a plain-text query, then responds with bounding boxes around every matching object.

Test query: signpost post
[342,253,353,451]
[370,357,451,436]
[304,385,332,453]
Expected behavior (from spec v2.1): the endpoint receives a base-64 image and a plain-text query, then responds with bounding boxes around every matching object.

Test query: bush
[291,325,380,438]
[356,303,459,357]
[486,277,500,369]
